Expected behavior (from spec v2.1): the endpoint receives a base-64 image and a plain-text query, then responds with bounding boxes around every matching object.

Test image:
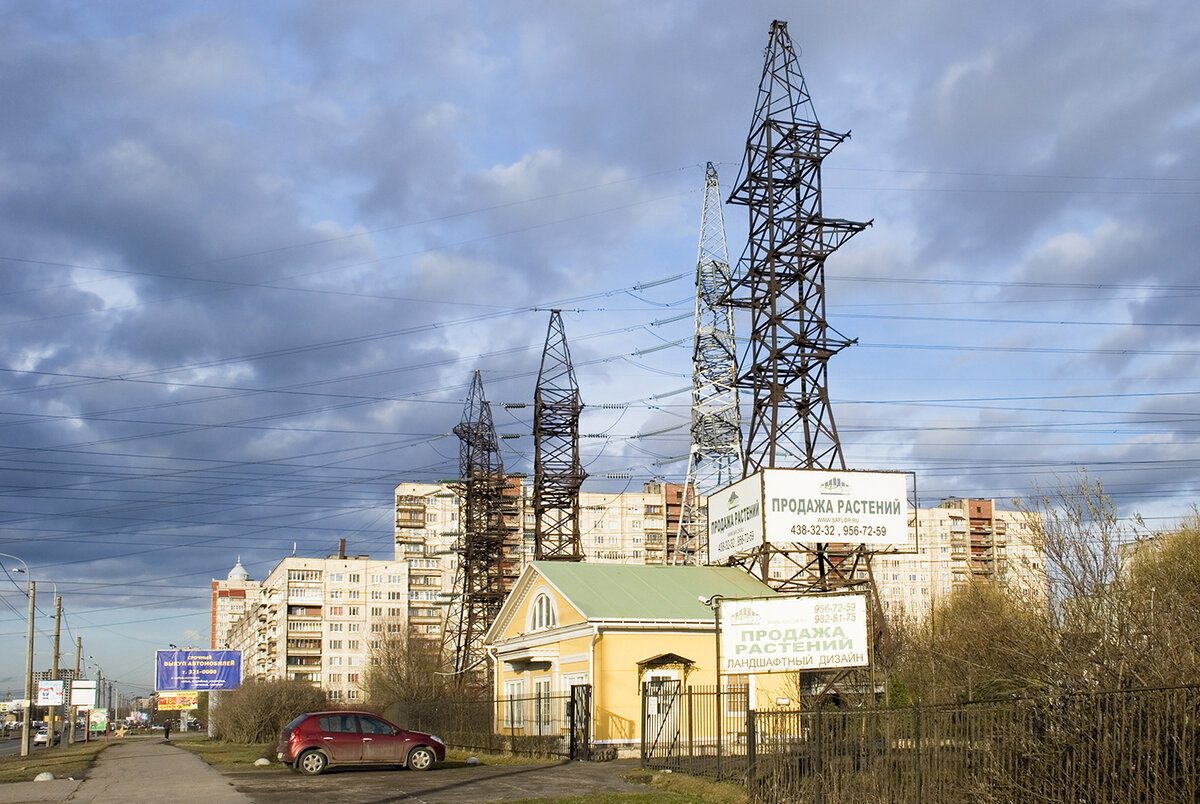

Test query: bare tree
[362,630,457,706]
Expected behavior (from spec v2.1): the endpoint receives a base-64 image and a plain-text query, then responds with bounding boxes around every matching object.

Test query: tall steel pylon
[724,20,872,592]
[444,370,514,682]
[672,163,743,565]
[533,310,585,561]
[727,20,870,477]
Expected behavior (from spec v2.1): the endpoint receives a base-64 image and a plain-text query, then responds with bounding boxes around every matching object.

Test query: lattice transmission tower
[724,20,872,591]
[444,370,516,682]
[533,310,585,561]
[672,162,743,565]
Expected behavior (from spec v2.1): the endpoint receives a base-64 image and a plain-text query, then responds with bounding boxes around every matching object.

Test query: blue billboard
[155,650,242,692]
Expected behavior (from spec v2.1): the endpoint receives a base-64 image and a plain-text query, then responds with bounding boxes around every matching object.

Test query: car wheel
[297,749,328,776]
[406,745,436,771]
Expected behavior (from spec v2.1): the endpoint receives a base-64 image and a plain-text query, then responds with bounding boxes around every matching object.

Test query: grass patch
[467,764,750,803]
[623,769,750,804]
[0,740,108,783]
[175,738,278,769]
[444,748,559,767]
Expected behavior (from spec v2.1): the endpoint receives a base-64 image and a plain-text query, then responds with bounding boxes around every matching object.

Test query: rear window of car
[318,714,359,733]
[284,714,308,731]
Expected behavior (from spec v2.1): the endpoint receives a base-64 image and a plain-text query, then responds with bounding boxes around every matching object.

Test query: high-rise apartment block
[224,548,410,702]
[872,498,1044,617]
[210,558,260,650]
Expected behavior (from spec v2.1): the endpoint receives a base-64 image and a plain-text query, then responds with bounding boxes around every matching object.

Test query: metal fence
[643,683,1200,803]
[397,685,591,760]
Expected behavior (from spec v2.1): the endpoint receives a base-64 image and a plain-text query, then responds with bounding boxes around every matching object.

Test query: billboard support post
[700,594,724,763]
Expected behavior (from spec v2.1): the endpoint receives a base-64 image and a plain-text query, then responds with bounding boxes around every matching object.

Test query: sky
[1,0,1198,699]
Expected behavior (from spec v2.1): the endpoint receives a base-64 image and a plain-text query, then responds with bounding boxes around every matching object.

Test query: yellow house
[484,561,780,756]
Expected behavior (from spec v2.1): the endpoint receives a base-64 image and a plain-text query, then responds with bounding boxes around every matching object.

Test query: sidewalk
[5,738,253,804]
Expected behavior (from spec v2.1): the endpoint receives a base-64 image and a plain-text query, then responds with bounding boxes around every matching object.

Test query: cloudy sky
[1,0,1197,697]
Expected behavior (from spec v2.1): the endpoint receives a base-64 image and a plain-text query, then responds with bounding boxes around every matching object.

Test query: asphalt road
[224,758,649,804]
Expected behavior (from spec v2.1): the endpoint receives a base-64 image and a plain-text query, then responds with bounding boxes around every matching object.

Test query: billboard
[157,691,199,710]
[36,680,64,706]
[71,681,96,709]
[707,474,765,563]
[718,593,870,674]
[155,650,242,692]
[708,469,911,562]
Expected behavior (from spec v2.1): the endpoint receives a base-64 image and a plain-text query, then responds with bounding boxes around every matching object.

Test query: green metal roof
[530,561,777,621]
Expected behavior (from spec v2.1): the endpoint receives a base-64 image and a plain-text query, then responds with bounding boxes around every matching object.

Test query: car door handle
[362,737,372,741]
[323,736,333,740]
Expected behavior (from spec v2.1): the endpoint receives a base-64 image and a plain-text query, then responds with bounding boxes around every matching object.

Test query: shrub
[210,678,328,743]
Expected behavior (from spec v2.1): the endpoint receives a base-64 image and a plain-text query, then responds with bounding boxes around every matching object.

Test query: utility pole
[51,594,61,747]
[21,580,34,757]
[69,637,81,745]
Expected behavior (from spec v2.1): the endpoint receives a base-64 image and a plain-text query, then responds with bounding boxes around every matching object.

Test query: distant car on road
[276,711,444,776]
[32,728,59,746]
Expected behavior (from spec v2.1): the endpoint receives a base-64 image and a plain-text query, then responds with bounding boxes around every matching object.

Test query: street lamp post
[0,552,34,758]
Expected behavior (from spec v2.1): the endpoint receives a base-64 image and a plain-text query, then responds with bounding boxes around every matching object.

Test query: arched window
[529,592,557,631]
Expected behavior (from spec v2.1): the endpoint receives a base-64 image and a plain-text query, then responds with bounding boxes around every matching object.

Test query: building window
[349,574,360,583]
[502,681,525,728]
[534,679,552,729]
[529,592,557,631]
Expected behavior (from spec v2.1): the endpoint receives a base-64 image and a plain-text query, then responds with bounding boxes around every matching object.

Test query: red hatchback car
[277,711,445,775]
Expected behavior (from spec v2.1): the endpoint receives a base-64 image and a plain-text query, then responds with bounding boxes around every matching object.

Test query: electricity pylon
[724,20,871,592]
[445,370,514,682]
[533,310,585,561]
[672,162,743,565]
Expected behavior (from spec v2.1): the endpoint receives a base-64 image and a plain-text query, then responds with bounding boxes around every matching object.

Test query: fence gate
[568,683,592,760]
[642,676,683,761]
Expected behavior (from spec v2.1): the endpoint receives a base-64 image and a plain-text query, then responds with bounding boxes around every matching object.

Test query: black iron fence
[642,683,1200,803]
[396,684,592,760]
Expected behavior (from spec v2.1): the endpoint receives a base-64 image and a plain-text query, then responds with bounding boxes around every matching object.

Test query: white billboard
[36,680,64,706]
[706,473,765,563]
[719,593,870,674]
[707,469,911,561]
[71,681,96,709]
[761,468,909,548]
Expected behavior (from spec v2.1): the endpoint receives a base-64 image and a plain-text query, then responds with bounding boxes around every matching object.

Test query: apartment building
[872,497,1044,618]
[210,558,260,650]
[224,548,410,703]
[389,479,685,640]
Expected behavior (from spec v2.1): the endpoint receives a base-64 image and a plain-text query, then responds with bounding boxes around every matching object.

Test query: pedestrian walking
[163,720,171,740]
